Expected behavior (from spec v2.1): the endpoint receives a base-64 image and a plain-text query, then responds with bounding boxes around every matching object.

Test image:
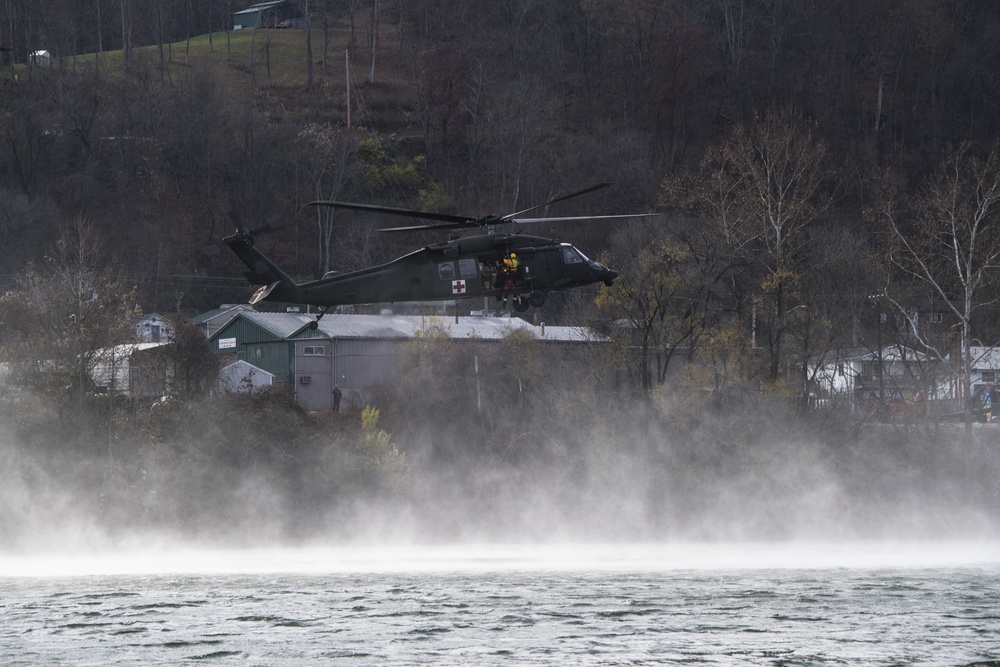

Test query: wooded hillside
[3,0,1000,394]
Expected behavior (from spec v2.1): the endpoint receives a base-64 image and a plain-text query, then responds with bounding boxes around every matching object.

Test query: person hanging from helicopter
[502,252,520,305]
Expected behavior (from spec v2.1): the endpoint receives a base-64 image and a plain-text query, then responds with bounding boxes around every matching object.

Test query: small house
[133,313,174,343]
[967,346,1000,393]
[232,1,303,29]
[806,344,938,411]
[217,360,274,394]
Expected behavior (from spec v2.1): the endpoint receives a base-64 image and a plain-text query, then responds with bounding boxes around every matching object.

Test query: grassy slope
[52,24,416,128]
[59,27,346,84]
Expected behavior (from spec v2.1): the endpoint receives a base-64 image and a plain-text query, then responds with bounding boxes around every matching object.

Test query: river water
[2,543,998,666]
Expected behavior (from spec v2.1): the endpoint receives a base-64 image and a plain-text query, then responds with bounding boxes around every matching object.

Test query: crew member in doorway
[332,385,343,413]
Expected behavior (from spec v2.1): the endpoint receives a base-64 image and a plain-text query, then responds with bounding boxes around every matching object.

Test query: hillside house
[133,313,174,343]
[232,1,304,29]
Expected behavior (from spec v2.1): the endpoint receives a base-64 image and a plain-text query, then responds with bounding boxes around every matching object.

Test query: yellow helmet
[510,253,517,259]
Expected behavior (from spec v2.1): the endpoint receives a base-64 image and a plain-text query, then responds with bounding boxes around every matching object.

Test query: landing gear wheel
[513,295,530,313]
[528,291,546,308]
[309,305,331,330]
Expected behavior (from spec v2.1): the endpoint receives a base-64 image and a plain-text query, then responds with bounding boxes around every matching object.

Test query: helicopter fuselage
[224,231,618,312]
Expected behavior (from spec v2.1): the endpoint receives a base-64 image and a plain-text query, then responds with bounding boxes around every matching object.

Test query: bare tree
[303,0,313,90]
[595,222,699,394]
[164,316,219,399]
[668,110,834,383]
[296,123,357,274]
[119,0,133,62]
[871,141,1000,427]
[0,219,140,408]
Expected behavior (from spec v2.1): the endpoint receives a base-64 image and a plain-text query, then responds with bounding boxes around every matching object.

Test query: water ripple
[0,545,997,665]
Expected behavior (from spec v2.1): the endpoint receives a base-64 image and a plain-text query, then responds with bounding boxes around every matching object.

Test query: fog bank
[2,390,997,554]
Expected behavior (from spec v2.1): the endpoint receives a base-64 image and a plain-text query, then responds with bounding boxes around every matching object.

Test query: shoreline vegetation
[2,375,998,552]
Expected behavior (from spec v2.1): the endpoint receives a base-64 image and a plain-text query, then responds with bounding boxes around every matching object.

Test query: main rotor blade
[308,199,472,224]
[503,183,613,221]
[512,212,660,224]
[310,184,637,232]
[378,222,474,233]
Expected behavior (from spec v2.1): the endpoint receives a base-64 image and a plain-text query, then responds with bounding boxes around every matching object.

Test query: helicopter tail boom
[224,231,302,304]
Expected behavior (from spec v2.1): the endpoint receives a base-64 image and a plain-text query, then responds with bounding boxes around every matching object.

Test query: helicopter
[222,183,656,328]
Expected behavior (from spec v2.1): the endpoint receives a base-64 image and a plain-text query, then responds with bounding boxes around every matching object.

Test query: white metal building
[217,359,274,394]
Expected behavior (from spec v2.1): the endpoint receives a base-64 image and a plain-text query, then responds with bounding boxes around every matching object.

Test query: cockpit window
[561,246,587,264]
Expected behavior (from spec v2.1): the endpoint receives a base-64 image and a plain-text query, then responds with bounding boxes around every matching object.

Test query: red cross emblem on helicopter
[452,280,467,295]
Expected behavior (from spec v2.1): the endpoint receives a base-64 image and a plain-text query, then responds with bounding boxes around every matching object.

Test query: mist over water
[3,388,1000,666]
[0,359,996,557]
[1,399,998,555]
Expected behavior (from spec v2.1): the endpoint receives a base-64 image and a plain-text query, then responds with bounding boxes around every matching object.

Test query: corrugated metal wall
[334,339,398,387]
[293,338,401,411]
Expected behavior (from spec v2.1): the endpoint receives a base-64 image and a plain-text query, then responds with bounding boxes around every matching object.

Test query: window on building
[303,346,326,356]
[982,371,996,383]
[253,347,262,358]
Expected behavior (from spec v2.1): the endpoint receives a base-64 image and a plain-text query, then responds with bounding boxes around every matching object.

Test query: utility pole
[154,242,162,313]
[345,49,351,128]
[368,0,378,84]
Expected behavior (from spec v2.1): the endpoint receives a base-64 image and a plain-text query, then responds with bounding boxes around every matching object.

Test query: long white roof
[306,314,604,343]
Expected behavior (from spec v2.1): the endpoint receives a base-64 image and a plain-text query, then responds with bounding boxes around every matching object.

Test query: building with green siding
[208,311,312,385]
